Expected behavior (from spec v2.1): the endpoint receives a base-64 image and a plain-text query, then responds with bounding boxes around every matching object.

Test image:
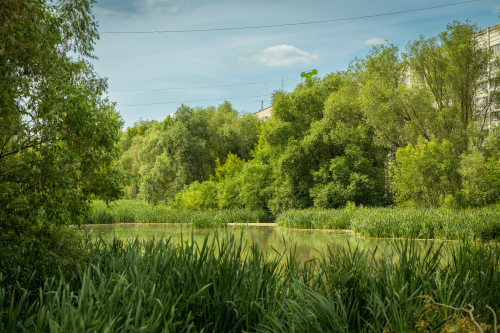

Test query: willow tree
[0,0,124,243]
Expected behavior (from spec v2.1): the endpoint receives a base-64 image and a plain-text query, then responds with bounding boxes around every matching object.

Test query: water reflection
[87,224,450,262]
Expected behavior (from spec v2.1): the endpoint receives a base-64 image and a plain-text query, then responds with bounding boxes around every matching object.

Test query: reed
[276,206,500,241]
[1,233,499,332]
[85,200,273,226]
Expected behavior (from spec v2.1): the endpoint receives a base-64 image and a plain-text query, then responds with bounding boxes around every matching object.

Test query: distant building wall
[253,106,272,120]
[476,23,500,126]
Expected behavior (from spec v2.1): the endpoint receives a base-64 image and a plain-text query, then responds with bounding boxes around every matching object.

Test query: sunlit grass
[277,206,500,241]
[85,200,273,226]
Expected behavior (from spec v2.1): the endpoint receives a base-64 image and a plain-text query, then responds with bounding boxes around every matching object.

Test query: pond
[86,223,446,262]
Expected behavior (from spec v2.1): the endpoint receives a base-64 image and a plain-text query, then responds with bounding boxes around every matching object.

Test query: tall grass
[1,234,499,332]
[276,205,354,230]
[85,200,273,226]
[277,206,500,241]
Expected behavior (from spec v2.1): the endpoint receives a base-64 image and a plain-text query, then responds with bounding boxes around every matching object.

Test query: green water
[87,224,446,261]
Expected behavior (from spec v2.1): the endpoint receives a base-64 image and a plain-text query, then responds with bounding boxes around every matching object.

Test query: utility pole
[282,76,283,90]
[261,100,263,110]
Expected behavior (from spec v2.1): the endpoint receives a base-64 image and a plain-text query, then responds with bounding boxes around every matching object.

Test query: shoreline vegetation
[86,200,500,241]
[85,200,273,225]
[2,234,499,332]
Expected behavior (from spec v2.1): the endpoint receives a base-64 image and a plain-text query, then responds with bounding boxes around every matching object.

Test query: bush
[310,146,384,208]
[390,138,461,207]
[171,181,218,210]
[460,147,500,207]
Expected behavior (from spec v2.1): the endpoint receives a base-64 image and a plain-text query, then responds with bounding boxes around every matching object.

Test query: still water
[87,224,443,262]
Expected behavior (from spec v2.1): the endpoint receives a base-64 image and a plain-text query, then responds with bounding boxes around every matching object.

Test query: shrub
[390,138,461,207]
[310,146,384,208]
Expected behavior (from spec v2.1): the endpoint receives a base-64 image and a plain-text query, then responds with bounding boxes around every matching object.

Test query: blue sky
[91,0,500,128]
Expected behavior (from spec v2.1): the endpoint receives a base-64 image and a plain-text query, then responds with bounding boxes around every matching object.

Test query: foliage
[358,22,500,153]
[171,181,218,210]
[311,145,385,208]
[119,103,259,204]
[117,20,500,211]
[390,138,461,207]
[404,21,499,153]
[1,234,499,332]
[0,0,124,243]
[211,153,246,182]
[459,147,500,208]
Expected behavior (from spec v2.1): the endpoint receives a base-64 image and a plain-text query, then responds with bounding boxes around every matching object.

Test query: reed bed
[277,207,500,241]
[276,208,353,230]
[84,200,273,226]
[1,234,499,332]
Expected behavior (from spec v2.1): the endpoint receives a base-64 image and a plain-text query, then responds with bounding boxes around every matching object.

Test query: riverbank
[86,200,500,241]
[276,207,500,241]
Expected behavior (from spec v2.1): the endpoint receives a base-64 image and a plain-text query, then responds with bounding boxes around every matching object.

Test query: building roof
[252,106,272,115]
[476,23,500,37]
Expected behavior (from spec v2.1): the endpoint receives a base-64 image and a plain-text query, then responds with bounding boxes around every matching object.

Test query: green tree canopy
[0,0,124,242]
[119,102,260,204]
[357,21,500,153]
[118,20,500,212]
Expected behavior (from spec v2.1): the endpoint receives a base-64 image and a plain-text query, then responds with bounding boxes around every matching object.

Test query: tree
[358,22,500,153]
[310,145,385,208]
[404,21,499,152]
[118,102,259,204]
[0,0,124,242]
[390,138,461,207]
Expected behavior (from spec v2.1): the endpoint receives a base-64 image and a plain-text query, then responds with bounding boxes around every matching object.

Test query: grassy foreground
[277,206,500,241]
[84,200,273,226]
[1,234,499,332]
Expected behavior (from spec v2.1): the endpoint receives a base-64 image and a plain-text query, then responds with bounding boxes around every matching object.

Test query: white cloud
[364,38,388,45]
[238,45,319,67]
[95,0,189,15]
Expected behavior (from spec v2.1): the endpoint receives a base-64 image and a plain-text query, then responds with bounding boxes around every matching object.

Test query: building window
[491,44,500,54]
[475,97,488,107]
[477,81,488,92]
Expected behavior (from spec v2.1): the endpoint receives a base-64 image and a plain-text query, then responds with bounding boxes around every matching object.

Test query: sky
[90,0,500,128]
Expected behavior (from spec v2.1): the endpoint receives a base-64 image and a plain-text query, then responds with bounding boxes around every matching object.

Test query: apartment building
[476,23,500,67]
[253,106,272,121]
[475,23,500,126]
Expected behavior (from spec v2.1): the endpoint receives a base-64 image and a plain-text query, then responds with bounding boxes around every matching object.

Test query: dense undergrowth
[277,206,500,241]
[84,200,273,226]
[1,233,499,332]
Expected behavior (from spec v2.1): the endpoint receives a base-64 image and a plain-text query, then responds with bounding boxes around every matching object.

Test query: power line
[100,1,478,34]
[110,79,298,92]
[119,94,272,106]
